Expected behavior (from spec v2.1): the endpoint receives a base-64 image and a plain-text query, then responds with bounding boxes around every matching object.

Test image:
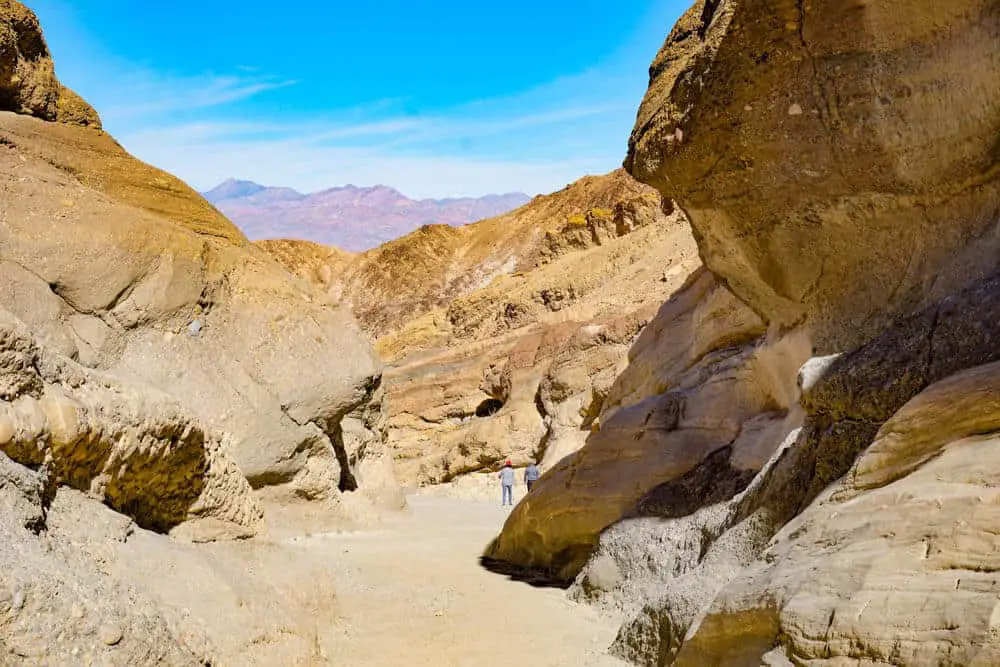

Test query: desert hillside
[263,169,664,334]
[261,169,702,485]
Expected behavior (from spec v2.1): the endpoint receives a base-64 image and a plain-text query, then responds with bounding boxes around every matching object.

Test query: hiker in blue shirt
[524,461,541,492]
[498,460,515,506]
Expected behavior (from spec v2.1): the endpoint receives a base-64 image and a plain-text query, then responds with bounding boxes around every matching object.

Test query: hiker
[524,461,540,492]
[498,459,515,506]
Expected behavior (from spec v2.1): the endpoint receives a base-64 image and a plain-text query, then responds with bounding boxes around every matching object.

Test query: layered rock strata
[263,171,702,485]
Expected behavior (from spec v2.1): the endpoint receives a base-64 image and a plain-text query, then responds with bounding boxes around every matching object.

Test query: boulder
[626,0,1000,351]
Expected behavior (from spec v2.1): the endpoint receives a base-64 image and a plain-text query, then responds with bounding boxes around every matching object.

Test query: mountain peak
[208,180,531,251]
[203,179,267,203]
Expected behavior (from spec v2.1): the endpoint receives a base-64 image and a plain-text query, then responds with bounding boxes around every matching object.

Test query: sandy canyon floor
[291,491,625,666]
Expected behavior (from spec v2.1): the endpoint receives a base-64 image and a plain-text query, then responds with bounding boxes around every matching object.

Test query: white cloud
[98,72,297,120]
[77,39,641,198]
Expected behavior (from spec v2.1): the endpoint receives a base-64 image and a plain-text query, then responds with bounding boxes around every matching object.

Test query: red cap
[505,460,512,466]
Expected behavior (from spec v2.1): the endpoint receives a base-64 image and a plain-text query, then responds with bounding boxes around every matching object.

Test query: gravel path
[294,493,626,667]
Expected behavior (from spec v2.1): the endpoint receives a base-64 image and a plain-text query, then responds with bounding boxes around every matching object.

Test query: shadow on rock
[478,554,572,589]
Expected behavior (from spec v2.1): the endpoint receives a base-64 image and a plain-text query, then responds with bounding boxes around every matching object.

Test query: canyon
[260,168,702,487]
[3,0,1000,665]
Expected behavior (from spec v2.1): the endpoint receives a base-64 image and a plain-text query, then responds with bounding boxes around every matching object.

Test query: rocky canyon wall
[0,2,400,661]
[626,0,1000,352]
[488,0,1000,664]
[0,111,401,528]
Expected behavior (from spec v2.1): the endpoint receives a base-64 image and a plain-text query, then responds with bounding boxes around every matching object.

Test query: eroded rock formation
[603,277,1000,665]
[489,1,1000,664]
[263,170,703,486]
[0,310,261,534]
[626,0,1000,351]
[0,2,399,660]
[0,0,100,127]
[0,108,399,522]
[484,269,807,578]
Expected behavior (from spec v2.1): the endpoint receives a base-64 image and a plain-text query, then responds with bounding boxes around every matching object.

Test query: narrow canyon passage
[292,494,625,666]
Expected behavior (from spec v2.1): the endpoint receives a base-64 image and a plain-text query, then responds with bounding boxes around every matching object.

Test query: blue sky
[28,1,689,198]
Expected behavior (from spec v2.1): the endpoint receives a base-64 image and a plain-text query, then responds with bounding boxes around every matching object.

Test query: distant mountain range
[203,179,530,252]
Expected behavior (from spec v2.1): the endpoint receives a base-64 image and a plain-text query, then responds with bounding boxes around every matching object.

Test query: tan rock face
[2,111,235,241]
[626,0,1000,350]
[0,310,261,534]
[484,271,813,579]
[664,361,1000,666]
[0,115,398,518]
[568,272,1000,665]
[0,0,58,120]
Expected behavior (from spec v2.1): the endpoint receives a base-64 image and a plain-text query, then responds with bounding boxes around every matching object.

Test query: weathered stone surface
[626,0,1000,351]
[536,318,645,469]
[55,84,100,127]
[0,109,399,517]
[571,270,1000,665]
[0,0,59,120]
[0,484,204,664]
[666,361,1000,665]
[850,361,1000,491]
[380,197,697,485]
[521,0,1000,605]
[0,308,261,533]
[263,170,701,486]
[484,271,812,579]
[0,0,100,127]
[489,179,1000,664]
[0,461,343,665]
